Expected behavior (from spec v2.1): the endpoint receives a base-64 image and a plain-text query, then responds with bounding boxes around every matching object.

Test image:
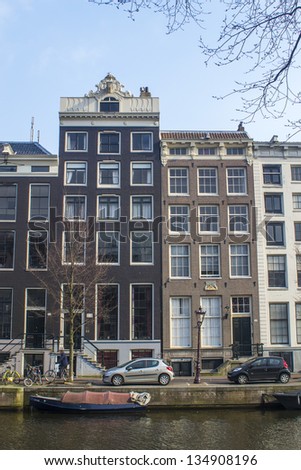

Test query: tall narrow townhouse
[0,141,58,374]
[161,128,260,376]
[253,137,301,371]
[58,73,162,369]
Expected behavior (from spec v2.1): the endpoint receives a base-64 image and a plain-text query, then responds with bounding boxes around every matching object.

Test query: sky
[1,0,301,155]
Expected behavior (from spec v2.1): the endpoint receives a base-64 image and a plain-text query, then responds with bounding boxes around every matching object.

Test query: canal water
[1,407,301,450]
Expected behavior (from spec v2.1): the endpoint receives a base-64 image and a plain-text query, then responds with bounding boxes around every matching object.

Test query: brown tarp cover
[61,390,132,405]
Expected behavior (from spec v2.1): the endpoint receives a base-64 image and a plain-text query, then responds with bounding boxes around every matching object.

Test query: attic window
[100,97,119,112]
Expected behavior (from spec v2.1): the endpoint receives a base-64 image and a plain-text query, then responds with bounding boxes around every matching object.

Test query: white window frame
[130,195,153,221]
[198,168,218,195]
[131,132,153,152]
[0,230,15,270]
[130,283,154,340]
[229,244,250,278]
[168,168,189,195]
[64,161,87,186]
[27,230,48,271]
[130,231,154,265]
[98,162,120,188]
[199,205,220,234]
[65,132,88,152]
[62,231,86,266]
[170,244,191,279]
[29,184,50,221]
[98,131,121,155]
[0,184,17,222]
[227,168,247,195]
[97,231,120,265]
[200,244,221,278]
[228,205,249,234]
[200,296,222,347]
[63,195,87,221]
[97,195,120,221]
[168,205,190,234]
[131,162,153,186]
[170,297,192,348]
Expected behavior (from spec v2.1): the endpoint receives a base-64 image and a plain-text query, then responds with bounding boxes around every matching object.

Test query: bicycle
[24,365,56,387]
[1,366,21,385]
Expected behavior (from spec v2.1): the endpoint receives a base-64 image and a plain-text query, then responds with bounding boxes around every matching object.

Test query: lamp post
[194,306,206,384]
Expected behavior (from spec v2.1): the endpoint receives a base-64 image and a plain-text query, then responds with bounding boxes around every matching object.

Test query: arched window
[100,97,119,112]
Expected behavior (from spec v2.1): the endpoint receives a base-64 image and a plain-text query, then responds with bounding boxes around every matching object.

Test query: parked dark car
[227,356,291,384]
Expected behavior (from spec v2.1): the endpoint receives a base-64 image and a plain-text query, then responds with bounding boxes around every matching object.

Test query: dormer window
[100,97,119,112]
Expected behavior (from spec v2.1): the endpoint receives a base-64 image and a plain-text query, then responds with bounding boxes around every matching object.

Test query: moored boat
[29,390,151,413]
[273,390,301,410]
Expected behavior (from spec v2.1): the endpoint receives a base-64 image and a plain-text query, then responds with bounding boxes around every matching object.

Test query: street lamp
[194,306,206,384]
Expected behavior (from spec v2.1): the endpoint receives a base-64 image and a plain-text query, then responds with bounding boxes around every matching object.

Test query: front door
[232,317,252,356]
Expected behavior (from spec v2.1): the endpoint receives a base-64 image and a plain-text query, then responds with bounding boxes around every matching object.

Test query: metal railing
[230,343,264,359]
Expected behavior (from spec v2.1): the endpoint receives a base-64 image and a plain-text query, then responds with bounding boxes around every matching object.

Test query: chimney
[238,122,245,132]
[140,86,151,97]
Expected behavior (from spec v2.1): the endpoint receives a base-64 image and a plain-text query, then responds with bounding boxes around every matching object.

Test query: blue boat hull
[29,395,147,413]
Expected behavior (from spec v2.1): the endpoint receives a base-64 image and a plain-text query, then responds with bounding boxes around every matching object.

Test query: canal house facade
[0,141,59,373]
[253,138,301,371]
[160,129,261,375]
[57,73,162,369]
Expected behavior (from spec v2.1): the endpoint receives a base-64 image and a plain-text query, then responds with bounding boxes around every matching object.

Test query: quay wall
[1,383,301,410]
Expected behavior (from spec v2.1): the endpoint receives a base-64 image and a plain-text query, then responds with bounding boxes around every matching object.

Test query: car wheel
[279,373,290,384]
[158,373,170,386]
[237,374,248,385]
[111,374,124,386]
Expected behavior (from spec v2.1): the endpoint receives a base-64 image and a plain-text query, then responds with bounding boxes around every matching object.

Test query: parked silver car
[103,358,174,386]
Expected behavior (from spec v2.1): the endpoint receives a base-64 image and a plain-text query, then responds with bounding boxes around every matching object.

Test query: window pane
[0,185,17,221]
[199,205,219,232]
[64,196,86,220]
[98,232,119,264]
[170,297,191,347]
[201,297,222,347]
[263,165,281,184]
[131,232,153,263]
[0,289,12,339]
[98,196,119,220]
[229,205,249,233]
[65,162,87,185]
[200,245,220,277]
[132,196,152,220]
[169,206,190,233]
[99,163,120,186]
[66,132,87,151]
[131,285,152,340]
[28,231,48,269]
[0,231,15,269]
[198,168,217,194]
[132,133,152,151]
[97,284,119,340]
[227,168,246,194]
[270,303,288,344]
[131,162,152,185]
[170,245,190,277]
[267,255,286,287]
[99,133,120,153]
[169,168,188,194]
[30,185,50,220]
[230,245,250,277]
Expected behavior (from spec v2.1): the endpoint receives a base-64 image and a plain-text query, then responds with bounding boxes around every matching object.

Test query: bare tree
[88,0,205,32]
[199,1,301,123]
[88,0,301,125]
[30,222,110,382]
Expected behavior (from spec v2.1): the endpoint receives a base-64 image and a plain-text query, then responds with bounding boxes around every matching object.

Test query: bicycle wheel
[12,371,21,385]
[24,377,33,387]
[44,370,56,383]
[2,371,10,385]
